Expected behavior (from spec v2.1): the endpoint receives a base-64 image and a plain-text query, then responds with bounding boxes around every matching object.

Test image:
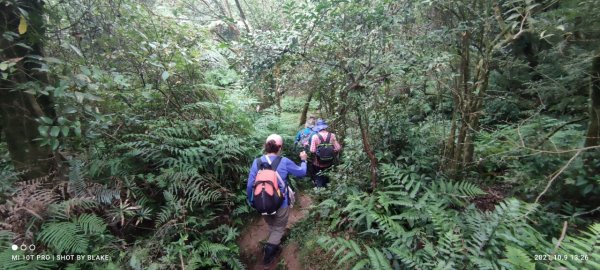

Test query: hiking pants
[264,207,289,245]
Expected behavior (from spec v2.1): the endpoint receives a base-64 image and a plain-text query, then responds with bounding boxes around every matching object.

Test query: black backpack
[252,156,284,215]
[316,133,335,165]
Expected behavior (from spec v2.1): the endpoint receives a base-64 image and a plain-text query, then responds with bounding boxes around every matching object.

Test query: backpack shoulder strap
[271,156,282,170]
[325,132,331,143]
[255,157,265,169]
[316,133,325,142]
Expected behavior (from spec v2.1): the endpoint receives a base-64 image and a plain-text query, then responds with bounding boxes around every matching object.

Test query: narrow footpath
[237,194,313,270]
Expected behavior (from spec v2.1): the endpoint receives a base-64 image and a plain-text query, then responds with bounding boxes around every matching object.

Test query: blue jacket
[294,127,314,146]
[247,155,307,208]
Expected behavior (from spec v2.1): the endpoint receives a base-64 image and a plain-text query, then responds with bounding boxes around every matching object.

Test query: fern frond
[501,246,535,270]
[430,180,486,198]
[318,236,364,267]
[46,198,99,220]
[76,214,107,234]
[0,250,58,270]
[437,229,465,263]
[552,223,600,269]
[38,222,88,254]
[366,247,393,270]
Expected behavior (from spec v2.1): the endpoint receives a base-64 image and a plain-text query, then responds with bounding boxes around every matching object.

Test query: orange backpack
[252,156,284,215]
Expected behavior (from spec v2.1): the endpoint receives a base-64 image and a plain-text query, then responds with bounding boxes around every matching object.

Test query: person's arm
[246,159,259,204]
[284,157,307,178]
[294,130,302,144]
[332,133,342,152]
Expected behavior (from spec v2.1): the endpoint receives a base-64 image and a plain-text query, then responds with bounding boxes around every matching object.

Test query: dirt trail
[238,194,313,270]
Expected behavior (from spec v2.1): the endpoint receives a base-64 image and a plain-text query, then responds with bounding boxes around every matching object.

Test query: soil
[238,194,313,270]
[472,185,508,211]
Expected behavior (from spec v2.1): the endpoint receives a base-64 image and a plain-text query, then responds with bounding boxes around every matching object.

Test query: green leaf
[161,71,170,81]
[85,93,103,101]
[63,106,77,114]
[0,62,8,71]
[74,126,81,137]
[74,92,85,103]
[61,126,70,137]
[69,44,83,57]
[44,57,63,64]
[57,117,67,125]
[18,15,27,34]
[40,116,53,124]
[38,126,49,137]
[15,42,33,50]
[50,139,59,150]
[50,126,60,137]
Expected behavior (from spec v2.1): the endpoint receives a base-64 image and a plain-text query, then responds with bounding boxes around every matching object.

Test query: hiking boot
[262,243,280,268]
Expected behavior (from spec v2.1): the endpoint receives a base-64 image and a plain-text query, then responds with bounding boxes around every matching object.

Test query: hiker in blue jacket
[247,134,308,268]
[294,115,316,152]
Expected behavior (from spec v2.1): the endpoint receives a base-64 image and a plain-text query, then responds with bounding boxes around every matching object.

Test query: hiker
[246,134,308,268]
[294,115,316,152]
[309,119,341,188]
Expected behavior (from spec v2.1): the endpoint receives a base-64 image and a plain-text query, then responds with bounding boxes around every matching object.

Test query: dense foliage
[1,0,599,269]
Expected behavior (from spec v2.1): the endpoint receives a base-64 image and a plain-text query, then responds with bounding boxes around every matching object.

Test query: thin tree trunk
[357,109,378,190]
[584,48,600,177]
[463,113,478,165]
[453,119,468,172]
[451,31,471,176]
[299,90,314,126]
[464,60,490,166]
[585,48,600,148]
[234,0,250,32]
[223,0,232,17]
[445,108,457,167]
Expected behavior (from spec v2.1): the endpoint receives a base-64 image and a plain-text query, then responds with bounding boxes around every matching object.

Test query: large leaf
[18,15,27,34]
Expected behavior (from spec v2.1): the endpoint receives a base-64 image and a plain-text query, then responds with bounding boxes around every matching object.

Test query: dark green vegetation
[0,0,599,269]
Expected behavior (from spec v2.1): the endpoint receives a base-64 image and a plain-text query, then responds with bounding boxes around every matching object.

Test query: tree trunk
[463,113,478,165]
[234,0,250,32]
[0,1,55,179]
[463,60,490,166]
[299,90,314,126]
[584,48,600,176]
[445,109,457,167]
[357,109,378,190]
[585,49,600,148]
[450,31,471,176]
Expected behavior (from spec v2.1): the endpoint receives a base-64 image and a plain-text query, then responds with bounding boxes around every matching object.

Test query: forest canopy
[0,0,599,269]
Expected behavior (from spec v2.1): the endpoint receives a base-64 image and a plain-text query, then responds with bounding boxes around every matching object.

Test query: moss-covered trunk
[0,1,55,178]
[584,48,600,177]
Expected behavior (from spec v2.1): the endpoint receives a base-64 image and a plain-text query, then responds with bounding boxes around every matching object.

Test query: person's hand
[299,151,308,161]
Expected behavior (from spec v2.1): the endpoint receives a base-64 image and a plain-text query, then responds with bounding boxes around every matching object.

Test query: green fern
[318,236,395,269]
[318,236,363,267]
[439,228,466,261]
[366,247,393,270]
[501,246,535,270]
[37,214,107,254]
[0,230,14,248]
[38,222,89,254]
[429,180,486,198]
[551,223,600,270]
[76,214,107,234]
[46,198,99,220]
[0,249,58,270]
